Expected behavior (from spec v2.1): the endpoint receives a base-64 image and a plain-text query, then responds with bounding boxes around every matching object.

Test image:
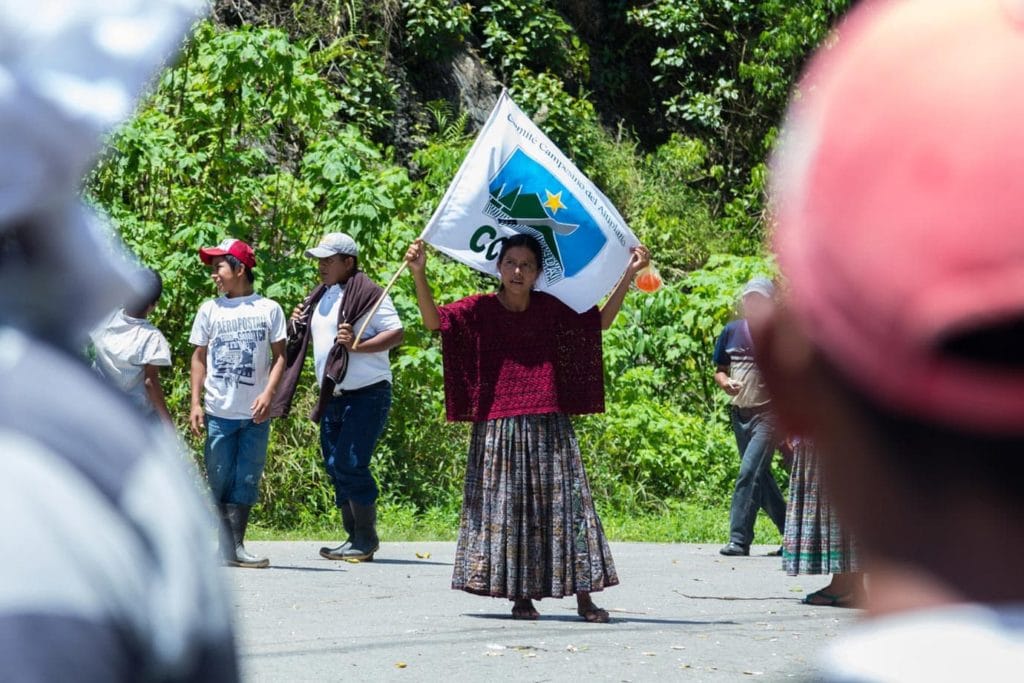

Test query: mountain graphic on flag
[484,147,607,285]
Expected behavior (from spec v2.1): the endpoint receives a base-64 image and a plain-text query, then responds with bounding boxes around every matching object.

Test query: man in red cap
[189,238,287,568]
[762,0,1024,677]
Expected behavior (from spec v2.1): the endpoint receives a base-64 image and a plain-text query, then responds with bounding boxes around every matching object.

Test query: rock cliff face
[412,47,502,127]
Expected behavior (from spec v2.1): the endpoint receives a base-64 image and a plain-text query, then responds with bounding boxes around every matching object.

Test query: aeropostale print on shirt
[190,294,286,420]
[209,315,270,388]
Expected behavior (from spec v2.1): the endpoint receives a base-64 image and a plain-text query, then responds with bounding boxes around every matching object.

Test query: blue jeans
[728,405,787,547]
[204,415,271,506]
[319,381,392,507]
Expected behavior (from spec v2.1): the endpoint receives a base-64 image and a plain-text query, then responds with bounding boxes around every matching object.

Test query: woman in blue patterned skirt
[783,438,865,607]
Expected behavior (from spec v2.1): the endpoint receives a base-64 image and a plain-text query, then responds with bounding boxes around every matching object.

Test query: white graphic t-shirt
[311,284,402,392]
[189,294,286,420]
[90,310,172,416]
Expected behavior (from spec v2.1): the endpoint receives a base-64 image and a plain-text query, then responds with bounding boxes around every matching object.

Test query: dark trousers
[318,381,392,507]
[728,405,786,547]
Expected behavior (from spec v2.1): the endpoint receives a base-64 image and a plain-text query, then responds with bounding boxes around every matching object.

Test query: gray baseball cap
[741,277,775,299]
[305,232,359,258]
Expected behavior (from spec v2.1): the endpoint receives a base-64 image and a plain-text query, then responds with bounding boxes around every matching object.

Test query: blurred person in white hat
[0,0,238,680]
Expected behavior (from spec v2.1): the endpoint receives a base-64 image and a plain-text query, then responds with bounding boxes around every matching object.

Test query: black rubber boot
[319,502,356,560]
[339,502,380,562]
[225,504,269,568]
[217,505,236,565]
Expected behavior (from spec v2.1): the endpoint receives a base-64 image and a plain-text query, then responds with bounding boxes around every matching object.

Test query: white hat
[305,232,359,258]
[0,0,203,346]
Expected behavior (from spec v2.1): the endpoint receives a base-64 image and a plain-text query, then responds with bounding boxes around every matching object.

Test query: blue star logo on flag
[485,147,608,285]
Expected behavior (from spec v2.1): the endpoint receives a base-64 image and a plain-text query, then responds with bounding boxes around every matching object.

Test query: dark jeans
[318,381,392,507]
[728,405,786,547]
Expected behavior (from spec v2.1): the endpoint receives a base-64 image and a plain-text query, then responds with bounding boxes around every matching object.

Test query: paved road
[228,541,858,682]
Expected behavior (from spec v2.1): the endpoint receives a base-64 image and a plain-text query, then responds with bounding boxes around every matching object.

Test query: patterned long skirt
[783,440,860,576]
[451,413,619,600]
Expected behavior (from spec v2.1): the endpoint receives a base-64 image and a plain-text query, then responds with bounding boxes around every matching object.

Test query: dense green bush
[403,0,474,61]
[508,69,602,171]
[477,0,587,82]
[628,0,851,239]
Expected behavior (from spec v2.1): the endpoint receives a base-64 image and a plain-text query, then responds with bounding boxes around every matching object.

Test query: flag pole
[351,259,409,350]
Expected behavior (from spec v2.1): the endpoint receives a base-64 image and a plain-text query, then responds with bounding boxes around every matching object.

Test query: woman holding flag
[405,234,650,622]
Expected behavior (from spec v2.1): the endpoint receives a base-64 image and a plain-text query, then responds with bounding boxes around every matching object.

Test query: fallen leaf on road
[415,552,432,559]
[395,662,407,669]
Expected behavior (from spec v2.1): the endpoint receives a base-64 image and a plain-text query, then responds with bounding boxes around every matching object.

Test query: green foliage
[312,34,397,131]
[403,0,473,60]
[249,500,784,545]
[477,0,587,82]
[508,69,601,171]
[586,253,776,509]
[628,0,851,242]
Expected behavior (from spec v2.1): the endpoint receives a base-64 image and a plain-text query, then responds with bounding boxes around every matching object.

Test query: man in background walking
[714,278,786,557]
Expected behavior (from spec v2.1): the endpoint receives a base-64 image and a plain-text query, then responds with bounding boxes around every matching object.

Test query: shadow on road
[268,564,346,573]
[370,558,453,567]
[462,613,738,626]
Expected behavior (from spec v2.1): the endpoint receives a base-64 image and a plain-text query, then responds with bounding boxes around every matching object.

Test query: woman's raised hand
[405,239,427,275]
[629,245,652,274]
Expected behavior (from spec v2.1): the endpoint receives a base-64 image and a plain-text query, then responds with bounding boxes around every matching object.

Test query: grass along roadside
[248,501,783,546]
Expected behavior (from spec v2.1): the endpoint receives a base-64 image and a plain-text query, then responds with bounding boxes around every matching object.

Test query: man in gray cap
[273,232,403,561]
[712,278,786,556]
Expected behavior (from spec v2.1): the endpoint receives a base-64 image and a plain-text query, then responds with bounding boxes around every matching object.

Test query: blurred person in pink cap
[762,0,1024,678]
[189,237,287,569]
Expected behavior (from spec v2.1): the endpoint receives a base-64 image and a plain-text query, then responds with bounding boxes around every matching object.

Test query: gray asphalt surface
[228,541,858,682]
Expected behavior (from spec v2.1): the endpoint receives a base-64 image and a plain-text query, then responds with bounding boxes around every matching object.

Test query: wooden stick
[352,259,409,350]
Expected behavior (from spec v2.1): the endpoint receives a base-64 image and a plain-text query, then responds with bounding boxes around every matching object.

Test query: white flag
[420,91,639,313]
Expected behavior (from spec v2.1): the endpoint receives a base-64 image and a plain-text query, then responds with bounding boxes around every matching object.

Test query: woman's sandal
[801,590,856,608]
[578,606,611,623]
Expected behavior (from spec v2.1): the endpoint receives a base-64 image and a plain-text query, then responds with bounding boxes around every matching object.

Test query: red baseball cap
[771,0,1024,432]
[199,238,256,269]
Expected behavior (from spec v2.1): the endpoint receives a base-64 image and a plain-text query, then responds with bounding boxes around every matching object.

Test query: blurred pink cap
[771,0,1024,431]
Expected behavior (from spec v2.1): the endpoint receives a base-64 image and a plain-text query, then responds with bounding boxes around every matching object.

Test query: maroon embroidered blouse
[437,291,605,422]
